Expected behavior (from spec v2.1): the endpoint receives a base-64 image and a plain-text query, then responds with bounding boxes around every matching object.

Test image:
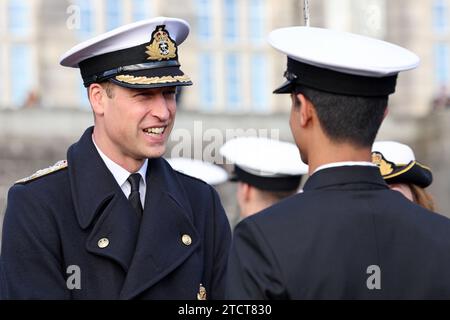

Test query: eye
[133,92,153,98]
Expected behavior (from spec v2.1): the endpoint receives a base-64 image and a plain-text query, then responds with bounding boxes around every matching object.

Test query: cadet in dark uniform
[0,17,231,299]
[226,26,450,299]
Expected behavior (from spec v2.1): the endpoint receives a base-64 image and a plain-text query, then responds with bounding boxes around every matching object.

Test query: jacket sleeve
[0,184,70,299]
[208,186,232,300]
[225,218,288,300]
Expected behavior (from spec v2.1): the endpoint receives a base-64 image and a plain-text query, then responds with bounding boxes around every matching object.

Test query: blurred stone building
[2,0,448,114]
[1,0,450,236]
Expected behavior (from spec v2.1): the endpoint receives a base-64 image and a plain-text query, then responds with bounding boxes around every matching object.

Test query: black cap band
[232,165,302,192]
[79,42,182,87]
[81,60,181,87]
[274,57,398,97]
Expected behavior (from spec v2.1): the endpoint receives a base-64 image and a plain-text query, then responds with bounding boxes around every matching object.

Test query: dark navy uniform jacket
[0,127,231,299]
[226,166,450,299]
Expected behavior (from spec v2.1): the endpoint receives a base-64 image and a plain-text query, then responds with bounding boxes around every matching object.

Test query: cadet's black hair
[294,86,388,148]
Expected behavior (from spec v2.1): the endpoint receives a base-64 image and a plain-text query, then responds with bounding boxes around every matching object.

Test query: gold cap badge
[146,25,177,61]
[372,152,394,176]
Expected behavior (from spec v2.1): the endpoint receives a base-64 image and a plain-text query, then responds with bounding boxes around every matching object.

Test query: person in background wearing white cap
[226,26,450,299]
[166,157,228,186]
[220,137,308,220]
[0,18,231,300]
[372,141,436,211]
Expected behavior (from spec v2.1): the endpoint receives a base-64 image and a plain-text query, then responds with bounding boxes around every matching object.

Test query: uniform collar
[92,135,148,188]
[313,161,376,175]
[304,165,388,192]
[67,126,191,229]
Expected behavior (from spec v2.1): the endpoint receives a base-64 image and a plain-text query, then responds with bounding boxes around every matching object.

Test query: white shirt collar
[92,135,148,188]
[313,161,376,175]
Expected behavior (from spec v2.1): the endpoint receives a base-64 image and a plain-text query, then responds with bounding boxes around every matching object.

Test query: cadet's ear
[237,182,251,202]
[297,93,313,127]
[89,83,106,116]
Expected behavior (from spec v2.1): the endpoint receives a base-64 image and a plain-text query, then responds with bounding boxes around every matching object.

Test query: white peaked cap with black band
[268,27,420,97]
[167,158,228,186]
[60,17,192,89]
[220,137,308,192]
[372,141,433,188]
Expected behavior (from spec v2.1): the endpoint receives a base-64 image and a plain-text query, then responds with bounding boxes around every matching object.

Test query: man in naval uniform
[0,17,231,299]
[225,26,450,299]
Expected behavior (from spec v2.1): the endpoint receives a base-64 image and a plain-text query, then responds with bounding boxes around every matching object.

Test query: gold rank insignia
[15,160,68,184]
[146,25,177,61]
[197,284,207,300]
[371,152,394,176]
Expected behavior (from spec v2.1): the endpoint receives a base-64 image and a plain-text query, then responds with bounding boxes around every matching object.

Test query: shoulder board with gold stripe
[15,160,68,184]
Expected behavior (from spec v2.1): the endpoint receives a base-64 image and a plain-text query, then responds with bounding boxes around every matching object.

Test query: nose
[150,93,171,121]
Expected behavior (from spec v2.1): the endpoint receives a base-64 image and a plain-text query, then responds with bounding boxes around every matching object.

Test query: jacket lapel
[120,158,200,299]
[68,127,140,271]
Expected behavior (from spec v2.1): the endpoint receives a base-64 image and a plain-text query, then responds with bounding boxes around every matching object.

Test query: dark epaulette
[15,160,68,184]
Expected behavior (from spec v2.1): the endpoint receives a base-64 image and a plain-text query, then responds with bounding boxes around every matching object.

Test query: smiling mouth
[143,127,166,136]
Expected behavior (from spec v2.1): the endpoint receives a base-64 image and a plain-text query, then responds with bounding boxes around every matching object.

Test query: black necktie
[127,173,143,218]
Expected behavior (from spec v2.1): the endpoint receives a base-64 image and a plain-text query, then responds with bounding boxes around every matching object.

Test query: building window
[197,0,212,40]
[249,0,265,43]
[251,53,268,111]
[10,44,33,107]
[199,53,215,110]
[8,0,31,37]
[132,0,151,21]
[77,0,94,39]
[225,53,241,109]
[106,0,123,31]
[224,0,239,43]
[434,43,450,85]
[433,0,449,33]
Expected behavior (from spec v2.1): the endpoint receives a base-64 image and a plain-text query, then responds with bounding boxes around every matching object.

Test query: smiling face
[91,82,177,171]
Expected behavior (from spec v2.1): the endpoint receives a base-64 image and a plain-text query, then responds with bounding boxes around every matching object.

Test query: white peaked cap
[220,137,308,176]
[372,141,415,164]
[167,158,228,186]
[371,141,432,188]
[268,27,420,96]
[268,27,419,77]
[60,17,189,67]
[60,17,192,89]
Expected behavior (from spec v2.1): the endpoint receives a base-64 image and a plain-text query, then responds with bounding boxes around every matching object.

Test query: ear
[238,182,252,202]
[297,93,313,127]
[89,83,107,116]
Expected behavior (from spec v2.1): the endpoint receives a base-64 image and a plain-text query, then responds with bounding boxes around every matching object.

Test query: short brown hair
[410,184,436,212]
[86,81,115,101]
